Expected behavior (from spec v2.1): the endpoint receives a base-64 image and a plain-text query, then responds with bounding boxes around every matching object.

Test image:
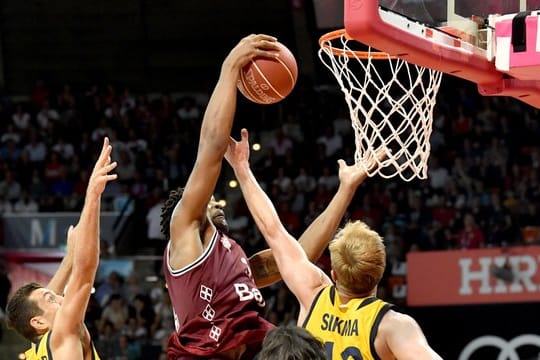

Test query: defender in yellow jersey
[226,133,442,359]
[23,330,101,360]
[303,286,393,359]
[7,138,117,360]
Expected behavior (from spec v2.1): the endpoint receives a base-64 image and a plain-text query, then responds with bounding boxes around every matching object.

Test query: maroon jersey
[164,228,274,359]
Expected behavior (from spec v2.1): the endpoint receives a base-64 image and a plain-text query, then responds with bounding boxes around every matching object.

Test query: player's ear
[330,269,338,283]
[30,315,49,332]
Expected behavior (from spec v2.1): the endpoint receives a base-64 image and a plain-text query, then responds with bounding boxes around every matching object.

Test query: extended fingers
[97,137,111,163]
[241,128,249,141]
[247,34,280,56]
[366,148,389,170]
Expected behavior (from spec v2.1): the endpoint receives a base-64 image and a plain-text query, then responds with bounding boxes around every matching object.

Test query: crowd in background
[1,75,540,358]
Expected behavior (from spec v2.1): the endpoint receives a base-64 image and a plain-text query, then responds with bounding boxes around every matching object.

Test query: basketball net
[318,30,443,181]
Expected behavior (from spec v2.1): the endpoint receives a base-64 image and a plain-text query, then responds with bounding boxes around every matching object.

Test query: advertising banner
[3,212,123,250]
[407,246,540,306]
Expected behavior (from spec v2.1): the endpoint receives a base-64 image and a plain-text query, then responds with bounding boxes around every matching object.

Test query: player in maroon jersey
[160,34,375,360]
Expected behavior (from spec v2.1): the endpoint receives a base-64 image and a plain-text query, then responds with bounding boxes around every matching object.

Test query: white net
[318,32,443,181]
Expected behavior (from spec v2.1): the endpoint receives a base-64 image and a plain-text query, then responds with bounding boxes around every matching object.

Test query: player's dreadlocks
[160,187,185,240]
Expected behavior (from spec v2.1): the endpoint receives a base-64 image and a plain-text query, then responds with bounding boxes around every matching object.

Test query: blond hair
[329,220,386,294]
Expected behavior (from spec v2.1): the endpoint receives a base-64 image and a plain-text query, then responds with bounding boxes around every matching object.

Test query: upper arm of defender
[381,311,443,360]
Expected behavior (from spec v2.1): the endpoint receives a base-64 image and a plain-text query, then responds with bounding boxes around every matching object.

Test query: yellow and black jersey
[302,285,394,360]
[23,331,101,360]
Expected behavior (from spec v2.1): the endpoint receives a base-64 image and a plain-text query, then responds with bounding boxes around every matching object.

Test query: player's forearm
[248,249,282,288]
[73,195,100,277]
[234,165,286,240]
[235,165,307,271]
[298,183,356,262]
[47,250,73,295]
[199,68,239,154]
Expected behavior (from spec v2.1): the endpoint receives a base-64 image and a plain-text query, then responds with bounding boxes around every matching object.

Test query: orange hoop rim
[319,29,396,59]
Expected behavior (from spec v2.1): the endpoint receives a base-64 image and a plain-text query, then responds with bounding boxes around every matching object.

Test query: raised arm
[51,138,117,358]
[226,129,329,309]
[249,144,384,288]
[297,158,372,262]
[168,35,280,267]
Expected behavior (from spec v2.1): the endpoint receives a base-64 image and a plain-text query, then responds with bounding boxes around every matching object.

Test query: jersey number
[325,341,364,360]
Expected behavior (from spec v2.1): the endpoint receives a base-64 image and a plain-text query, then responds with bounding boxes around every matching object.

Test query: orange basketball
[237,42,298,105]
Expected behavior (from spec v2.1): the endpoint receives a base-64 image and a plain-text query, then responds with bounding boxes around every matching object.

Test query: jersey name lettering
[233,283,265,307]
[321,313,359,336]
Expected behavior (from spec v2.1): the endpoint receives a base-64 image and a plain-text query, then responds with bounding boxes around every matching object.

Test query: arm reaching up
[226,129,328,302]
[50,137,117,358]
[166,34,281,270]
[236,128,385,288]
[297,157,374,262]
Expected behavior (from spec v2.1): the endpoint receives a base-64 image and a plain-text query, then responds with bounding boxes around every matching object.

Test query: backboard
[332,0,540,108]
[380,0,540,45]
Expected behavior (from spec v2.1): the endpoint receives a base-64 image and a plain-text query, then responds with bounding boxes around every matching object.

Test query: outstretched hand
[225,128,250,170]
[87,137,118,198]
[223,34,280,73]
[338,148,388,188]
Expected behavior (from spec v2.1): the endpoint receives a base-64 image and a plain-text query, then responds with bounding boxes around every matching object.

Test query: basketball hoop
[319,29,443,181]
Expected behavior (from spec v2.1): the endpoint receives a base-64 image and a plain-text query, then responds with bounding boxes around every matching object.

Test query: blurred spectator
[99,293,130,331]
[316,124,342,159]
[52,136,75,161]
[176,96,200,122]
[0,170,21,202]
[428,156,450,190]
[317,165,339,192]
[44,152,63,184]
[120,87,137,116]
[293,167,317,195]
[116,148,137,182]
[12,103,31,133]
[1,124,21,144]
[28,169,48,199]
[272,167,292,193]
[281,113,304,143]
[51,165,74,198]
[431,194,456,228]
[455,213,486,249]
[96,320,122,359]
[0,194,13,214]
[23,130,47,166]
[113,184,135,215]
[95,271,126,307]
[117,334,142,360]
[0,138,22,166]
[36,100,60,133]
[13,190,39,212]
[30,79,50,110]
[57,83,76,112]
[92,117,113,142]
[277,201,301,237]
[268,128,294,164]
[129,293,156,335]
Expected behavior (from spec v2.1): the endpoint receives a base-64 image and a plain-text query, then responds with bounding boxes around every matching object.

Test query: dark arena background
[0,1,540,359]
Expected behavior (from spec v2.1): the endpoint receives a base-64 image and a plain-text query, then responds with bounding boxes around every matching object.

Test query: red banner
[407,246,540,306]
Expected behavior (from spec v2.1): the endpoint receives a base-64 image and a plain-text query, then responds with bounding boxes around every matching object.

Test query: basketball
[237,41,298,105]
